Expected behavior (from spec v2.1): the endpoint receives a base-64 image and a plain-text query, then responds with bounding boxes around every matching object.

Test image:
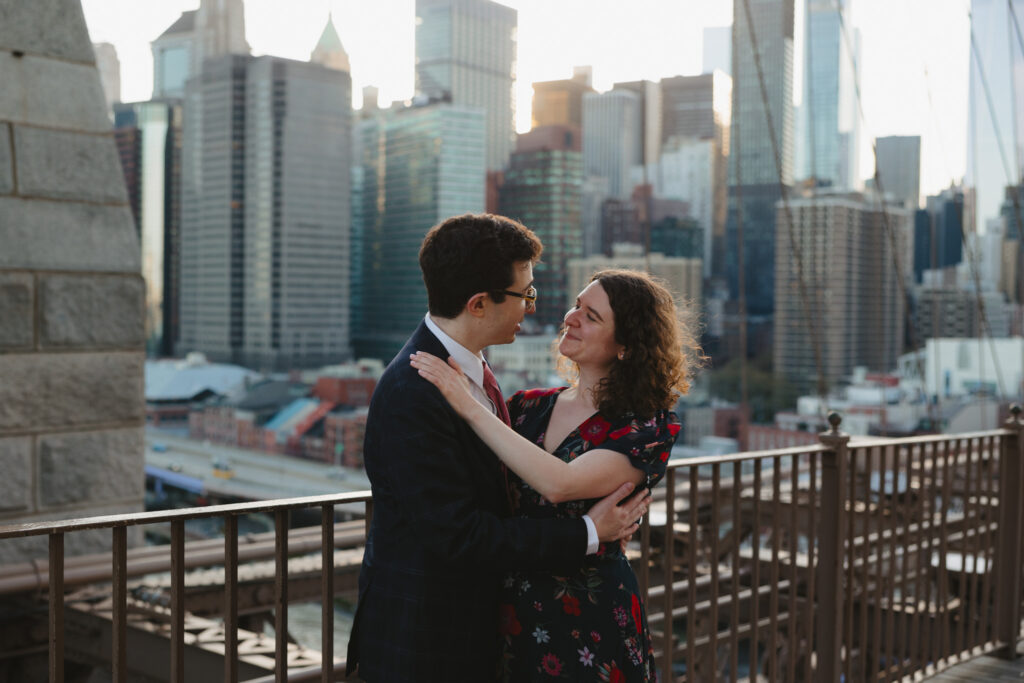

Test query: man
[346,214,650,681]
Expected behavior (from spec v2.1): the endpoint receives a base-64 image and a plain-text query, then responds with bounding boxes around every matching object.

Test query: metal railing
[0,493,373,683]
[1,411,1023,682]
[640,409,1024,682]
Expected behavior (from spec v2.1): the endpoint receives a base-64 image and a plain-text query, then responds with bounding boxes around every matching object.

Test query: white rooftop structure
[145,353,261,402]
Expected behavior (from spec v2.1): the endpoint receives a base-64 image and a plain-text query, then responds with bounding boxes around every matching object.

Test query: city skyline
[82,0,972,204]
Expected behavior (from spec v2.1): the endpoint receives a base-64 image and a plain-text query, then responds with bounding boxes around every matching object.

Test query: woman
[410,269,698,682]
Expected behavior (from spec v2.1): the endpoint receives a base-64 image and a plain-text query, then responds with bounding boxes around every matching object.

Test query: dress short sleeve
[508,387,563,432]
[581,410,681,491]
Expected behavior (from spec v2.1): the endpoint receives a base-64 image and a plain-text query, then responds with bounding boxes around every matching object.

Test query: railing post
[816,412,849,683]
[996,404,1024,658]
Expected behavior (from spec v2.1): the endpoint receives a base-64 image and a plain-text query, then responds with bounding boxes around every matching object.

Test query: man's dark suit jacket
[346,322,588,682]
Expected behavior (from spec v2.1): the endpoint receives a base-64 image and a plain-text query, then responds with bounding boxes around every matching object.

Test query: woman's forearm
[464,407,639,503]
[463,405,574,500]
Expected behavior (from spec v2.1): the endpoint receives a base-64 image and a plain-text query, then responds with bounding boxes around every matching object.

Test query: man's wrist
[582,515,599,554]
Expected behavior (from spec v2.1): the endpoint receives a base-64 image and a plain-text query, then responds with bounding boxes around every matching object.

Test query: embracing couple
[346,213,697,682]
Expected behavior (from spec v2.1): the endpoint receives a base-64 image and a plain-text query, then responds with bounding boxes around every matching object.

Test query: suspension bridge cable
[739,0,829,401]
[833,1,944,420]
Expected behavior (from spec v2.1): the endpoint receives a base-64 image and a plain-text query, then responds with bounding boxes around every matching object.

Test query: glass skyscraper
[967,0,1024,231]
[179,55,353,369]
[352,103,486,362]
[113,100,184,357]
[726,0,796,317]
[415,0,517,171]
[800,0,860,190]
[582,89,643,200]
[499,125,584,329]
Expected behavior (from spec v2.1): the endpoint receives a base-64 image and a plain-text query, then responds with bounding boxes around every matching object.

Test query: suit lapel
[410,322,508,507]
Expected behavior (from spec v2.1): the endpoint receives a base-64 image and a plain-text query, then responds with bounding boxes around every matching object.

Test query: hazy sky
[81,0,973,198]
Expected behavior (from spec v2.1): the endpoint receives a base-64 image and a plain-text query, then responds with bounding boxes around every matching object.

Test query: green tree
[708,351,799,423]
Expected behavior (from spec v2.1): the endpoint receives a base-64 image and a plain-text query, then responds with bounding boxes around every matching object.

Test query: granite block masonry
[0,0,145,565]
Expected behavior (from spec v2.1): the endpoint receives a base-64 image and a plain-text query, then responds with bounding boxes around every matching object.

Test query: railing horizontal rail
[0,520,368,595]
[668,443,828,468]
[0,491,372,539]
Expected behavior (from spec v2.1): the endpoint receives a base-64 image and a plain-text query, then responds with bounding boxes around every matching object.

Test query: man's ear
[465,292,489,318]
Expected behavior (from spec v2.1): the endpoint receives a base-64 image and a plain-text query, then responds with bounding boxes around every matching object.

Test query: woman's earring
[617,350,626,361]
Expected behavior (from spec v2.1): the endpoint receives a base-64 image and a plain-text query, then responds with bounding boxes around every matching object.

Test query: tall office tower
[614,80,662,166]
[415,0,516,171]
[913,186,965,283]
[703,26,732,75]
[774,192,910,391]
[800,0,860,189]
[999,185,1024,301]
[727,0,795,316]
[967,0,1024,232]
[151,0,249,99]
[531,67,595,129]
[179,54,352,369]
[193,0,250,76]
[874,135,921,209]
[113,101,184,357]
[352,103,486,362]
[583,89,643,199]
[92,42,121,117]
[660,72,732,277]
[498,125,584,329]
[656,138,716,277]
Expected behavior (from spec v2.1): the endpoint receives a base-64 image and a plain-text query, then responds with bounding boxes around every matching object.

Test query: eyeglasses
[494,286,538,308]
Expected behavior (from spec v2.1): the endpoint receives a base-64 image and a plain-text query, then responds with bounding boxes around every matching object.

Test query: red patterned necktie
[482,361,514,511]
[481,362,511,426]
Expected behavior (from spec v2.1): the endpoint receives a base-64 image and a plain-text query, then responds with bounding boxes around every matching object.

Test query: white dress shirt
[424,314,599,554]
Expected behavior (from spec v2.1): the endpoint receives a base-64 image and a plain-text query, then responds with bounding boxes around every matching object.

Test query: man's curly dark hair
[419,213,542,318]
[558,269,702,420]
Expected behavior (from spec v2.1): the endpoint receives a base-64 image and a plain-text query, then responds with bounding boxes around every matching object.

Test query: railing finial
[1006,404,1022,428]
[827,411,842,434]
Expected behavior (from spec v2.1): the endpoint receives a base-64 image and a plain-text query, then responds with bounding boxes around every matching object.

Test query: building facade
[912,287,1010,341]
[727,0,796,316]
[178,54,353,369]
[531,67,595,129]
[800,0,860,189]
[774,192,910,391]
[583,89,643,200]
[874,135,921,209]
[415,0,516,171]
[658,72,732,278]
[352,102,486,362]
[113,100,184,358]
[967,0,1024,231]
[914,186,965,282]
[498,125,584,330]
[151,0,249,100]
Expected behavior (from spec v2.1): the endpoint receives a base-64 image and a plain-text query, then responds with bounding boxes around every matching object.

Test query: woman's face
[558,281,624,370]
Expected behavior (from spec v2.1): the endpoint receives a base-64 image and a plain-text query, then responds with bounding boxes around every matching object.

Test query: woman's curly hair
[557,269,703,420]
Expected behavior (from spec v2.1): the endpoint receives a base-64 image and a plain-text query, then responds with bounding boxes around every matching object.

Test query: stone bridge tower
[0,0,145,562]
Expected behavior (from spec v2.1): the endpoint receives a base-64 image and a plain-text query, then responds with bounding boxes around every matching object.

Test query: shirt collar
[424,314,486,389]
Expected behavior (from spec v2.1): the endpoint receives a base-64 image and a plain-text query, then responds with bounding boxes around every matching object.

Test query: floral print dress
[498,387,681,683]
